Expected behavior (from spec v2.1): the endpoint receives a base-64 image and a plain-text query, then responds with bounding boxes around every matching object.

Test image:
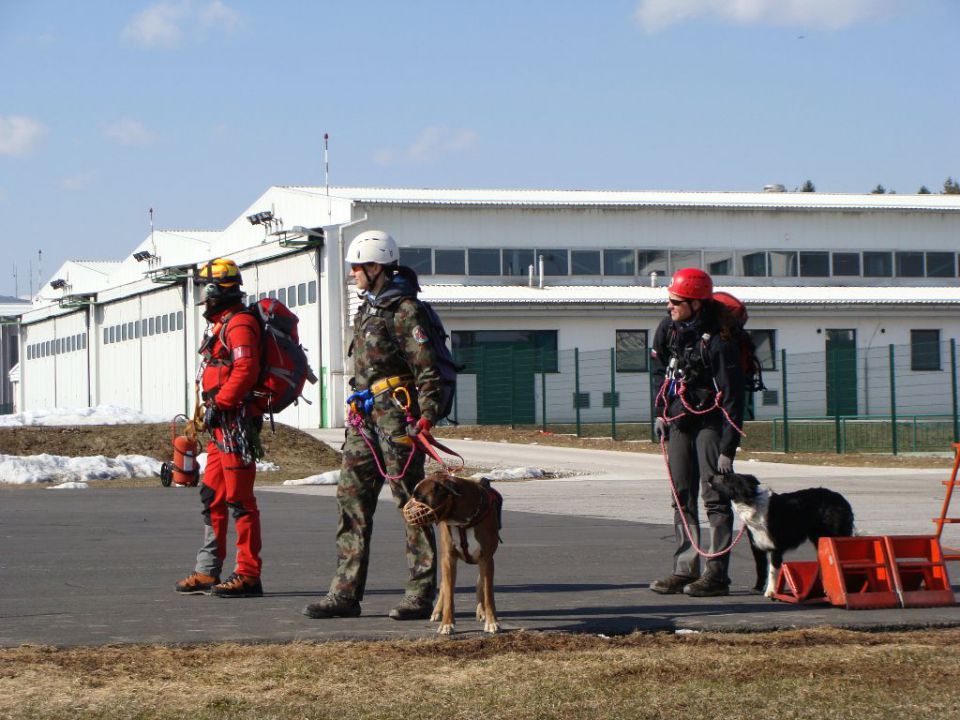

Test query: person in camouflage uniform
[303,230,441,620]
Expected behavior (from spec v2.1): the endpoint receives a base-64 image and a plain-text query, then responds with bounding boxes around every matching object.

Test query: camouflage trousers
[328,405,437,601]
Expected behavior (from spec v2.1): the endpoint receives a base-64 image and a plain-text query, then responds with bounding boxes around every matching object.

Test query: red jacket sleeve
[215,313,261,409]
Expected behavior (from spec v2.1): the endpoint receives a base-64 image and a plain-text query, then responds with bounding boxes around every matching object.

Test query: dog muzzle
[402,498,438,527]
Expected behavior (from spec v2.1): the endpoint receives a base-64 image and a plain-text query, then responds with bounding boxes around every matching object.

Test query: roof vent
[763,184,786,193]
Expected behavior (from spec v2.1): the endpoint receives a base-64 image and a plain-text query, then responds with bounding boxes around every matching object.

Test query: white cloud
[634,0,896,33]
[0,115,47,157]
[122,1,241,48]
[104,118,157,147]
[375,126,479,166]
[61,172,95,191]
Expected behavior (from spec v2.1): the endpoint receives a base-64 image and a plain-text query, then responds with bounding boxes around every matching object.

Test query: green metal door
[476,342,536,425]
[826,329,857,416]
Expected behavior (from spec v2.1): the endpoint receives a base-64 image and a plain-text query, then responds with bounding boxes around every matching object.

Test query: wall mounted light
[247,211,274,226]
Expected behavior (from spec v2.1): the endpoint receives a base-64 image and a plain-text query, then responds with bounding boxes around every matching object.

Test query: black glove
[203,403,221,429]
[717,454,734,474]
[653,417,668,442]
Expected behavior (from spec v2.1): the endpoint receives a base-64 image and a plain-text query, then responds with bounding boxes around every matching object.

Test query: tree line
[795,178,960,195]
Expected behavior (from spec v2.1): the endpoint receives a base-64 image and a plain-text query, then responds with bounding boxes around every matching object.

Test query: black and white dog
[708,472,856,597]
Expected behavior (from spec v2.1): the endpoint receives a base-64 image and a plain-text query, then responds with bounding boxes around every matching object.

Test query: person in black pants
[649,268,745,597]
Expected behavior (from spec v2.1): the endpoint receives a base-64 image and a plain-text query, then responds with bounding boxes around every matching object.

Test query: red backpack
[711,291,766,393]
[246,298,318,416]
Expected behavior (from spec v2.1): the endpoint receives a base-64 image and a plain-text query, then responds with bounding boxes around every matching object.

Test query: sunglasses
[667,297,690,306]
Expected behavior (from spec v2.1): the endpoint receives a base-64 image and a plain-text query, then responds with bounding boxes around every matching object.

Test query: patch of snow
[471,467,546,481]
[0,453,162,485]
[0,404,168,427]
[283,469,340,486]
[48,481,89,490]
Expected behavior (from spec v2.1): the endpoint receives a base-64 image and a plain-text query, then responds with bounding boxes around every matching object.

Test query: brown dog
[403,471,502,635]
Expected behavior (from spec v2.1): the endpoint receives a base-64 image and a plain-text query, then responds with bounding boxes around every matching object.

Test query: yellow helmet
[198,258,242,287]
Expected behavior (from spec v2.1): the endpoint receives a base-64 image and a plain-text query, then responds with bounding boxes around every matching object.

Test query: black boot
[303,594,361,618]
[388,595,433,620]
[683,574,730,597]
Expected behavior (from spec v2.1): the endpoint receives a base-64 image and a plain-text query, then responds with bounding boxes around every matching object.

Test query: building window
[141,319,148,336]
[748,330,777,371]
[541,249,569,276]
[169,312,176,331]
[603,249,634,276]
[896,251,925,278]
[615,330,648,372]
[832,252,860,276]
[80,333,86,350]
[863,251,892,277]
[162,314,169,333]
[799,252,830,277]
[669,250,701,274]
[402,247,432,275]
[468,248,500,276]
[435,249,465,274]
[148,317,155,335]
[911,329,941,371]
[308,280,317,303]
[104,328,109,344]
[768,251,798,277]
[177,311,184,330]
[502,249,534,277]
[704,251,734,276]
[268,290,276,299]
[637,250,668,279]
[740,251,767,277]
[121,324,128,342]
[570,250,601,275]
[278,287,286,304]
[109,327,115,343]
[297,283,307,305]
[926,252,955,278]
[287,285,296,308]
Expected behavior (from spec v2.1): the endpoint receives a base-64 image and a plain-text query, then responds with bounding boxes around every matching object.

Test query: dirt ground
[0,422,342,486]
[432,424,956,469]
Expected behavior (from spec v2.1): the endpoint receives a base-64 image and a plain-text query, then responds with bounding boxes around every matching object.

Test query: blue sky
[1,0,957,297]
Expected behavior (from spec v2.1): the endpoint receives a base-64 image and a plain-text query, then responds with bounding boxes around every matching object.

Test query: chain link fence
[447,339,960,454]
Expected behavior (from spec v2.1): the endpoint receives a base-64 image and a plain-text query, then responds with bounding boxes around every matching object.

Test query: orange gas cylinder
[160,415,201,487]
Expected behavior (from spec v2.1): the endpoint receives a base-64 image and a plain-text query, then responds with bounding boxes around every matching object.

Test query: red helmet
[668,267,713,300]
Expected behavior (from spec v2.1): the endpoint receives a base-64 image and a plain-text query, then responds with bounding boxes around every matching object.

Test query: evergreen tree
[801,180,815,192]
[918,185,931,194]
[871,184,886,194]
[944,177,960,194]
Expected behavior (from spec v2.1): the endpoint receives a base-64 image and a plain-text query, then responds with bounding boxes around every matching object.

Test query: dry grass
[0,629,958,719]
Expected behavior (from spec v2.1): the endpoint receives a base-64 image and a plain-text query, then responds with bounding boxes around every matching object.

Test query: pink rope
[347,410,417,482]
[655,376,746,559]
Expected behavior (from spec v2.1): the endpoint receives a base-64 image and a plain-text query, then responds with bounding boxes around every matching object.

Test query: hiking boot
[683,575,730,597]
[302,594,361,619]
[175,572,220,595]
[388,595,433,620]
[650,574,696,595]
[211,573,263,598]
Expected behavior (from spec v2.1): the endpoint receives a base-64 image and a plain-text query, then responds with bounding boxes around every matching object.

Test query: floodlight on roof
[133,251,155,262]
[50,278,68,290]
[247,211,274,226]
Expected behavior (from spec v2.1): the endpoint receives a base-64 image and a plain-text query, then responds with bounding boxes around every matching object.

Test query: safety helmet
[667,267,713,300]
[197,258,243,305]
[345,230,398,266]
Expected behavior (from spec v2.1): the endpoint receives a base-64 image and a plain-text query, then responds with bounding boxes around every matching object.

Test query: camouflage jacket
[350,275,442,423]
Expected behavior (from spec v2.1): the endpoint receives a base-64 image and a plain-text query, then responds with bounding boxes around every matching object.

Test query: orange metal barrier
[933,442,960,562]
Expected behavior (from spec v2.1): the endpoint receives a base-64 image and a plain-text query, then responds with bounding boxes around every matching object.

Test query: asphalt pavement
[1,433,959,648]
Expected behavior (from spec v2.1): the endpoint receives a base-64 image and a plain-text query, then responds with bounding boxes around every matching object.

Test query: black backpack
[376,298,462,422]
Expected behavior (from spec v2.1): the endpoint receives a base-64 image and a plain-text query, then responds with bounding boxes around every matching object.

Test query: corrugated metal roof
[281,186,960,212]
[420,284,960,306]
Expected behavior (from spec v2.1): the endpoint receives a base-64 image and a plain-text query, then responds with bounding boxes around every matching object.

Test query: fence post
[538,348,546,432]
[952,339,958,443]
[889,343,898,455]
[781,348,789,454]
[832,347,842,454]
[609,348,617,441]
[574,347,582,438]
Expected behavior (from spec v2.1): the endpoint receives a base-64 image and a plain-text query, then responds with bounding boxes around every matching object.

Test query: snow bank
[472,467,546,481]
[283,469,340,486]
[0,453,162,485]
[0,405,168,427]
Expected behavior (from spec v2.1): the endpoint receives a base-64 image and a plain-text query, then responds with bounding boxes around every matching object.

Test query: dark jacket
[651,307,745,456]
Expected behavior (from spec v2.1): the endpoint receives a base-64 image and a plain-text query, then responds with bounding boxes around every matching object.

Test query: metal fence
[448,339,960,454]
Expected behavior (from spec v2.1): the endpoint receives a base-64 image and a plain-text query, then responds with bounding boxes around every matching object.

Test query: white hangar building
[12,186,960,429]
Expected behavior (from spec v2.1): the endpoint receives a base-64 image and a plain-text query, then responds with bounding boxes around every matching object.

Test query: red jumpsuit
[198,304,263,579]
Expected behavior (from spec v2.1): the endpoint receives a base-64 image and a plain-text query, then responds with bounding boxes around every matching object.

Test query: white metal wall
[21,311,90,410]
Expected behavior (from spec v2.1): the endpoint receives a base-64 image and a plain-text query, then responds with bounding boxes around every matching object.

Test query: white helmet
[345,230,398,266]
